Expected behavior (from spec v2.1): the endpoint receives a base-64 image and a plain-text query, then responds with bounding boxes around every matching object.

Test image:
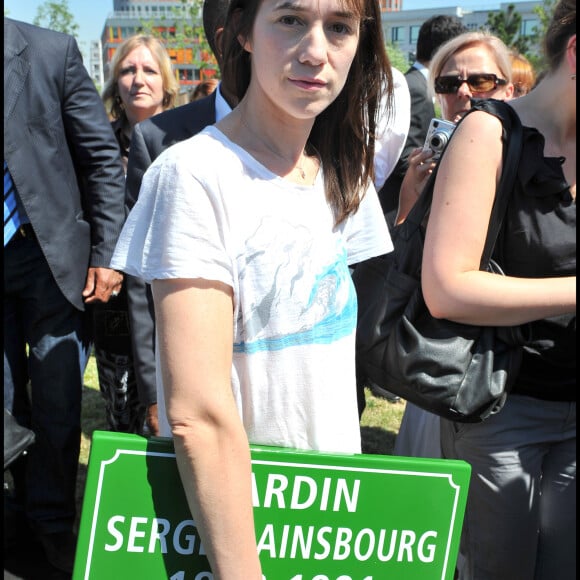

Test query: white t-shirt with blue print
[111,125,392,454]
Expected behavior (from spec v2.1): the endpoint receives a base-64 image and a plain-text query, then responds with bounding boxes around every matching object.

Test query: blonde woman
[93,35,178,435]
[396,30,515,226]
[102,34,179,172]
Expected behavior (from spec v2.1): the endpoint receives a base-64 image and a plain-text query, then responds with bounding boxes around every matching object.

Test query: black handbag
[4,408,36,470]
[354,100,527,423]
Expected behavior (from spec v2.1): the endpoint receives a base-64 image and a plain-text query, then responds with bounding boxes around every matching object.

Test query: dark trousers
[4,232,87,534]
[90,284,146,435]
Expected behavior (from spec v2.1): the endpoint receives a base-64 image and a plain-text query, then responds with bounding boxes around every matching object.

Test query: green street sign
[73,431,470,579]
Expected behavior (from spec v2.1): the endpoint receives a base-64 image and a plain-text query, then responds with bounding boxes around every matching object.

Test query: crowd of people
[4,0,575,579]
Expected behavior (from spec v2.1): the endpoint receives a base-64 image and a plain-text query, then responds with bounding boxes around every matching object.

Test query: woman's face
[436,44,514,123]
[243,0,361,122]
[117,45,166,126]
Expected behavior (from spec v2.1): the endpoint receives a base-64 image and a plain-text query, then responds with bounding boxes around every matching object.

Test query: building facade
[381,1,542,63]
[96,1,543,98]
[89,40,105,90]
[100,0,212,101]
[380,0,404,10]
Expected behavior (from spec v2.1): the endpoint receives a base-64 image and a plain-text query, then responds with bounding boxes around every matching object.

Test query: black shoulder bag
[354,99,527,423]
[4,409,35,470]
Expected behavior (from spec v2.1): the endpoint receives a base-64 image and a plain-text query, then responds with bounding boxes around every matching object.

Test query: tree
[385,42,410,74]
[533,0,557,39]
[530,0,557,72]
[485,3,529,54]
[33,0,79,38]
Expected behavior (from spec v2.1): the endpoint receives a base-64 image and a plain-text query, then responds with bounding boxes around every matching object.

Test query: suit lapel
[4,20,31,122]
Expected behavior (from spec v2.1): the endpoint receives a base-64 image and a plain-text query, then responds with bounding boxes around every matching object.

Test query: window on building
[391,26,405,43]
[179,69,193,81]
[521,19,539,37]
[410,25,420,45]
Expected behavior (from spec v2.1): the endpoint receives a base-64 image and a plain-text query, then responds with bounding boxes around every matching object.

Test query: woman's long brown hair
[220,0,394,225]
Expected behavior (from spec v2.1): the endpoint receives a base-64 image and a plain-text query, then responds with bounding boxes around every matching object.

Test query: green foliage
[33,0,79,37]
[485,3,529,54]
[533,0,557,37]
[484,2,554,75]
[385,42,410,74]
[530,0,557,73]
[136,18,160,37]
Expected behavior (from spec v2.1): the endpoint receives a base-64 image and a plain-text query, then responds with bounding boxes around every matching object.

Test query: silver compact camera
[423,118,456,160]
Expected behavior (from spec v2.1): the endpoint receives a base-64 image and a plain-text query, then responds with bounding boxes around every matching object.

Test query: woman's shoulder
[460,99,526,146]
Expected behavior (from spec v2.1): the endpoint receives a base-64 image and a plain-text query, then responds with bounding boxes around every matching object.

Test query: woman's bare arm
[422,111,576,326]
[152,278,262,580]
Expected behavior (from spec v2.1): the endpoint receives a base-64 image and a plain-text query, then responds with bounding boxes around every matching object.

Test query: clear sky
[4,0,536,62]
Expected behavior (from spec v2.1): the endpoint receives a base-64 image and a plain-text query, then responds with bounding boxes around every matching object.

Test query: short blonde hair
[429,31,513,96]
[102,34,179,120]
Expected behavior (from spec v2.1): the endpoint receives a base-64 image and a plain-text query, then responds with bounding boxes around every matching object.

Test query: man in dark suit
[378,15,467,230]
[4,17,126,576]
[125,0,237,435]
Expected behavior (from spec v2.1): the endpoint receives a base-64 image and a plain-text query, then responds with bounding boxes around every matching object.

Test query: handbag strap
[402,99,523,269]
[475,100,523,267]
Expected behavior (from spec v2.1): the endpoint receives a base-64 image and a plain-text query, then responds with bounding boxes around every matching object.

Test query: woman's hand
[395,147,436,225]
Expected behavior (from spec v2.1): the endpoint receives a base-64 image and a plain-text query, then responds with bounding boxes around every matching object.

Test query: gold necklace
[239,114,309,180]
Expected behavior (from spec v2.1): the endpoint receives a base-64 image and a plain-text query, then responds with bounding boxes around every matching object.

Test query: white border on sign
[83,450,464,580]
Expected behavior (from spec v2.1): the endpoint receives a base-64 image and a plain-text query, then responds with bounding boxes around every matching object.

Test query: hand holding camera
[423,118,456,160]
[396,118,457,227]
[395,147,437,226]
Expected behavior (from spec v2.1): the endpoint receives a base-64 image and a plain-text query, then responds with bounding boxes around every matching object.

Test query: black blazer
[4,18,126,310]
[124,93,220,406]
[378,66,435,229]
[403,66,436,159]
[126,93,218,209]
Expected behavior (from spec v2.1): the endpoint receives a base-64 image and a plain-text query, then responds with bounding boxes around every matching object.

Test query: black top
[495,120,576,401]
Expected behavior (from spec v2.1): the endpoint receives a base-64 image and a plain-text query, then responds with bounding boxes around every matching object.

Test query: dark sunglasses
[434,73,508,94]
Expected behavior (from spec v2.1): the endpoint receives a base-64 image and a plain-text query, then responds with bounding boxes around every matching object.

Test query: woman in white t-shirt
[111,0,393,576]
